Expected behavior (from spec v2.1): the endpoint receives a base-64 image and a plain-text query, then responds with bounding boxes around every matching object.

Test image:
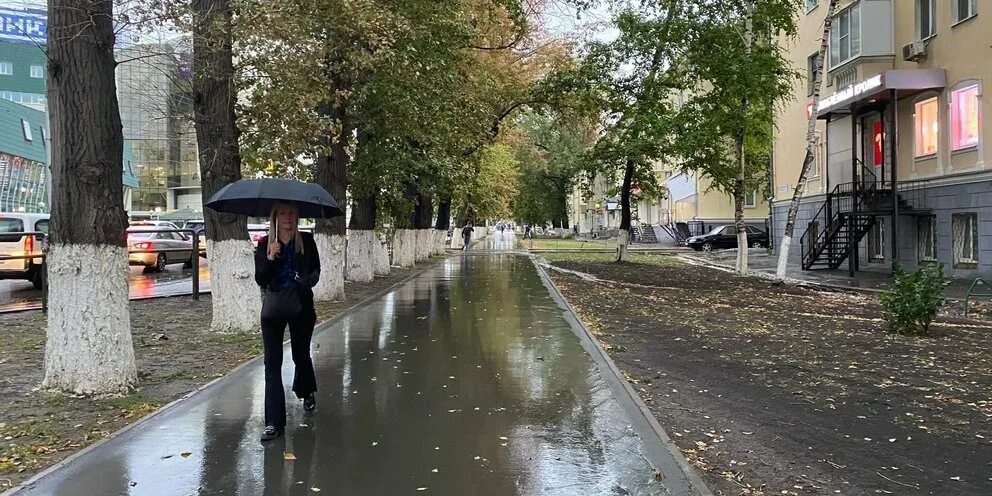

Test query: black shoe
[303,394,316,413]
[260,425,283,441]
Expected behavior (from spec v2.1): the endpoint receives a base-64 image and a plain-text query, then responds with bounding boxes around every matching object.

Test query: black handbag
[262,285,303,320]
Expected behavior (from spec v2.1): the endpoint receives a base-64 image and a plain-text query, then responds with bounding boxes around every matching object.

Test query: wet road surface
[0,264,211,312]
[18,234,701,495]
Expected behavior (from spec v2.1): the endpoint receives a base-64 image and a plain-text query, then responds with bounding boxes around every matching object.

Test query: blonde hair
[269,203,304,255]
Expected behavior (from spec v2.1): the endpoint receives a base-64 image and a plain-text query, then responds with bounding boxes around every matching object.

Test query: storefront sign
[817,74,883,113]
[0,8,46,44]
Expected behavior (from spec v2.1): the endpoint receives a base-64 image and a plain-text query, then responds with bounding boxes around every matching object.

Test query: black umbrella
[204,178,344,218]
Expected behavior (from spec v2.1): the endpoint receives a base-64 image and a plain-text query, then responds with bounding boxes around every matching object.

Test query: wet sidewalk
[16,234,704,496]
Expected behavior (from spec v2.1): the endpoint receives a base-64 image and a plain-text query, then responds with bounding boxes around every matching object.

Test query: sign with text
[0,8,46,44]
[817,74,883,114]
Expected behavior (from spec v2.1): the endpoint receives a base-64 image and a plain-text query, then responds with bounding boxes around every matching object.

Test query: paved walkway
[17,233,703,495]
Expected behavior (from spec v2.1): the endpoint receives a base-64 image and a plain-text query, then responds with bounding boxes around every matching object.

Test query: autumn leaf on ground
[180,452,192,458]
[284,452,297,460]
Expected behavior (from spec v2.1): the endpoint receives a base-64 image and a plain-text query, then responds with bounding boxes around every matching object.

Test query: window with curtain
[914,97,939,157]
[951,84,980,150]
[953,0,977,24]
[918,216,937,262]
[953,213,978,266]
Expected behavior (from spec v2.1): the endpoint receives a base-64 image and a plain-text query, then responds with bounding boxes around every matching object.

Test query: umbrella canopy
[204,178,343,219]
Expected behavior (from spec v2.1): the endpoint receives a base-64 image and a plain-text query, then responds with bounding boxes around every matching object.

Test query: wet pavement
[16,234,702,496]
[0,264,210,312]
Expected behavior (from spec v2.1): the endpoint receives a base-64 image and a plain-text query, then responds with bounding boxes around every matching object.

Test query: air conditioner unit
[902,41,927,62]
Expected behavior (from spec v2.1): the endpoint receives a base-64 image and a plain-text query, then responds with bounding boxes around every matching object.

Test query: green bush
[879,263,947,335]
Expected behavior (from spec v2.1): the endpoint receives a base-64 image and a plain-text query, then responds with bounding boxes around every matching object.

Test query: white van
[0,213,49,289]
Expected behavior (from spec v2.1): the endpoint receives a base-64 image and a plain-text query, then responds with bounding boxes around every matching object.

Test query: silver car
[127,227,195,272]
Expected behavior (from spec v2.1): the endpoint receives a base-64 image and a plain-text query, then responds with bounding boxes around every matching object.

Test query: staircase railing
[800,182,859,269]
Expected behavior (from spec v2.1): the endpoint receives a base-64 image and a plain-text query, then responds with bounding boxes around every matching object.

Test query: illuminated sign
[817,74,883,113]
[0,8,46,44]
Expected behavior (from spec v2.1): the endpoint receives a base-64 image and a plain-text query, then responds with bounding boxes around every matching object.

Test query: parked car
[127,226,195,272]
[248,223,270,245]
[687,225,769,252]
[0,213,49,289]
[130,220,181,230]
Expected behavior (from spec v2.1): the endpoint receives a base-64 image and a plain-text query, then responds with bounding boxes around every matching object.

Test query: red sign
[873,121,883,166]
[806,102,814,118]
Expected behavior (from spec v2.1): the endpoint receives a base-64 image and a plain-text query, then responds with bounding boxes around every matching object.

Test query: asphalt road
[0,263,211,312]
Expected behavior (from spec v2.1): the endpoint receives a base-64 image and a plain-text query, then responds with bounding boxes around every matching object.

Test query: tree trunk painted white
[776,236,792,281]
[415,229,431,262]
[775,0,839,283]
[346,230,375,283]
[616,229,630,262]
[736,226,750,275]
[734,1,753,277]
[207,239,262,333]
[393,229,417,267]
[373,234,391,276]
[433,229,447,255]
[43,245,137,394]
[451,230,464,249]
[312,233,345,301]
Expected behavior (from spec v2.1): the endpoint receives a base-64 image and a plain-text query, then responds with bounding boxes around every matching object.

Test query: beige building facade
[771,0,989,278]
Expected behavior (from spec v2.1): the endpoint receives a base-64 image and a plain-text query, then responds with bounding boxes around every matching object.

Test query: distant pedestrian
[462,222,473,250]
[255,202,320,442]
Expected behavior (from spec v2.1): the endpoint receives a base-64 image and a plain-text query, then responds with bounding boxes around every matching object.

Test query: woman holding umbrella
[205,178,343,441]
[255,203,320,441]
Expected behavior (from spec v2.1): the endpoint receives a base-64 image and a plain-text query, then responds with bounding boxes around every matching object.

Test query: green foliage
[880,263,947,335]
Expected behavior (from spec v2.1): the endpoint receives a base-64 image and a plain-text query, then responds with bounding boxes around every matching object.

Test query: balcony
[828,0,894,75]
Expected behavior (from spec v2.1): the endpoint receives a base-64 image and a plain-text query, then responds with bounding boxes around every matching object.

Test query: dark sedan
[687,225,769,252]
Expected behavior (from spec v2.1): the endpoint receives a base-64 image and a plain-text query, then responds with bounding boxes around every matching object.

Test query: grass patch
[199,331,262,356]
[523,238,612,251]
[541,251,682,266]
[104,396,163,420]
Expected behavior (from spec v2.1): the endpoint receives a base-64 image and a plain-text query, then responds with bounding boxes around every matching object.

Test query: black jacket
[255,232,321,301]
[462,226,473,237]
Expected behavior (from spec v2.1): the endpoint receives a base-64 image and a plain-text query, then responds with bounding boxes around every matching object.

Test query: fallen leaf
[432,468,438,473]
[284,452,297,461]
[417,488,428,492]
[180,452,192,458]
[311,487,321,492]
[372,441,379,447]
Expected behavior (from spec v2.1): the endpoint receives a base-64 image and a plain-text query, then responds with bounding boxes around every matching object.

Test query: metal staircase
[801,164,930,270]
[636,224,659,243]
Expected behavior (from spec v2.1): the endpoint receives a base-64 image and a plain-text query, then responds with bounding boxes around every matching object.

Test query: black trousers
[261,306,317,428]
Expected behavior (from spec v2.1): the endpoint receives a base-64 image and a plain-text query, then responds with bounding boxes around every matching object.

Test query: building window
[829,4,861,69]
[952,0,977,24]
[868,217,885,262]
[951,83,980,151]
[918,215,937,262]
[29,65,43,78]
[0,62,11,75]
[916,0,936,40]
[805,0,819,14]
[744,191,756,208]
[807,52,820,96]
[811,131,824,178]
[914,97,939,157]
[952,213,978,267]
[40,126,46,148]
[21,120,33,142]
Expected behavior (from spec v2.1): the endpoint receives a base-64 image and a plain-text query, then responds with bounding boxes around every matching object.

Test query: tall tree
[775,0,839,282]
[43,0,137,394]
[671,0,796,275]
[192,0,261,332]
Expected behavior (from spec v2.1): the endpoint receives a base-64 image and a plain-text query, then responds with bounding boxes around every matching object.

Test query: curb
[531,258,714,496]
[3,258,444,496]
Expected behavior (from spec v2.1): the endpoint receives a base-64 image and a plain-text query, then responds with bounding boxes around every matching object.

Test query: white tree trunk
[736,229,749,275]
[415,229,431,262]
[393,229,417,267]
[617,229,630,262]
[312,233,345,301]
[776,236,792,281]
[43,244,137,395]
[207,239,262,333]
[346,230,375,283]
[451,230,464,249]
[373,234,391,276]
[433,229,447,255]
